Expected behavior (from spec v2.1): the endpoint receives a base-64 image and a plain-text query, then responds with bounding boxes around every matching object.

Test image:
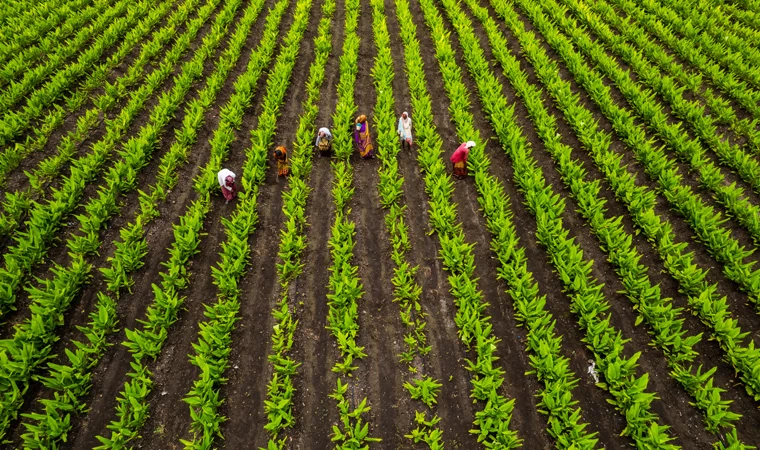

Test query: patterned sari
[354,115,374,158]
[274,146,290,177]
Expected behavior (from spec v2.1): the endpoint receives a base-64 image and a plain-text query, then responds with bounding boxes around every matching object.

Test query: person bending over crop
[397,111,412,150]
[451,141,475,179]
[217,168,237,203]
[315,127,333,157]
[354,114,375,159]
[274,145,290,179]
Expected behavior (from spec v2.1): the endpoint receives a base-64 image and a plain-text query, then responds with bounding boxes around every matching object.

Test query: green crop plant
[466,0,750,442]
[494,0,760,408]
[320,0,380,446]
[393,0,529,447]
[179,0,317,446]
[369,0,443,445]
[0,0,154,146]
[0,0,202,195]
[429,0,683,446]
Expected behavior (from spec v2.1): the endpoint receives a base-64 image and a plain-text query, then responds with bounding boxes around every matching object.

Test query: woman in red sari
[354,114,375,159]
[451,141,475,179]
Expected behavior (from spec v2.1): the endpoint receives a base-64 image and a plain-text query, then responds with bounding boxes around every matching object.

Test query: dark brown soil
[2,0,760,448]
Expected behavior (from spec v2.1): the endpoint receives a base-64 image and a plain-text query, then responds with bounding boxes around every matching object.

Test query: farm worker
[354,114,375,159]
[217,168,237,203]
[451,141,475,179]
[273,145,290,179]
[315,127,333,157]
[397,111,412,150]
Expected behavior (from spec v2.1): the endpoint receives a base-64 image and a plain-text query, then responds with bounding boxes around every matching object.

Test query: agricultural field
[1,0,760,447]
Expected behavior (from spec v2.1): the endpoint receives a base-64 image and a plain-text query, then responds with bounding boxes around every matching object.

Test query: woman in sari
[451,141,475,179]
[315,127,333,157]
[397,112,412,150]
[273,146,290,179]
[217,168,237,203]
[354,114,375,159]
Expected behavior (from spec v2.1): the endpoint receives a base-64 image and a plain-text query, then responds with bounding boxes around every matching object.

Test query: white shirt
[217,169,235,188]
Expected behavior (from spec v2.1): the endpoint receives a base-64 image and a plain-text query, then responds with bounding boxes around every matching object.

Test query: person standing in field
[273,145,290,179]
[451,141,475,179]
[397,111,412,150]
[217,168,237,203]
[354,114,375,159]
[315,127,333,157]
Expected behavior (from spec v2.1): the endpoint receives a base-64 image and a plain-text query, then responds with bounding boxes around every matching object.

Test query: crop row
[180,0,319,447]
[0,0,220,317]
[0,0,90,70]
[394,0,528,446]
[0,0,247,445]
[15,0,264,446]
[261,0,336,446]
[0,0,150,147]
[467,0,750,443]
[370,0,442,447]
[432,0,689,446]
[323,0,380,446]
[509,0,760,405]
[0,0,203,190]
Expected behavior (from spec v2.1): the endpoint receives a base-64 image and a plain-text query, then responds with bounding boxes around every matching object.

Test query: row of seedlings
[395,0,530,446]
[179,0,318,446]
[369,0,443,446]
[322,0,380,446]
[464,0,751,444]
[0,0,67,44]
[0,0,162,147]
[603,0,760,120]
[539,0,760,311]
[0,0,226,316]
[639,0,760,91]
[0,0,202,186]
[91,0,293,447]
[0,0,108,88]
[0,0,204,234]
[14,0,272,446]
[0,0,249,441]
[489,0,760,415]
[522,0,760,315]
[658,0,760,75]
[556,0,760,245]
[0,0,90,70]
[0,0,221,238]
[0,0,138,117]
[260,0,336,446]
[705,0,760,44]
[427,0,682,446]
[575,0,760,156]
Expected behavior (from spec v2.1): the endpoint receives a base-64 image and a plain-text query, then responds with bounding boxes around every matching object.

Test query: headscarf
[356,114,367,123]
[316,127,332,146]
[217,168,236,188]
[398,112,412,139]
[466,140,476,148]
[274,146,287,160]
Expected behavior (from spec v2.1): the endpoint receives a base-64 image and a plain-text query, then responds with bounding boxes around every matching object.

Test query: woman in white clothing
[397,112,412,150]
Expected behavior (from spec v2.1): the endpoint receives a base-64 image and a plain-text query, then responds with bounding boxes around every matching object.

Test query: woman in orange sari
[354,114,375,159]
[273,146,290,178]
